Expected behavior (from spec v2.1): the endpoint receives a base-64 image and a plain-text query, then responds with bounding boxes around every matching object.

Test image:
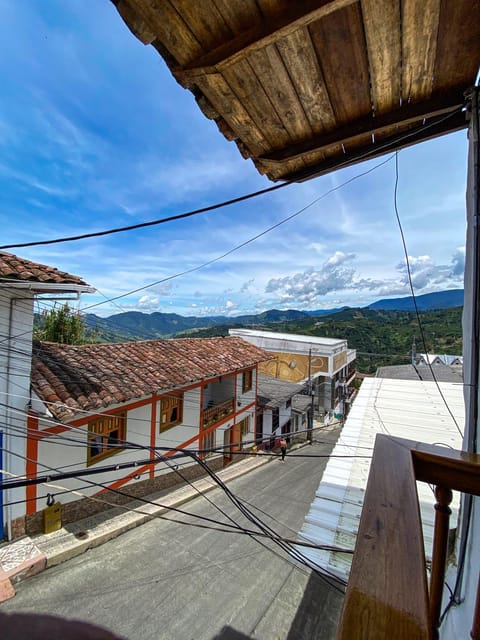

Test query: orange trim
[200,386,205,428]
[150,395,157,478]
[26,413,38,515]
[99,425,208,494]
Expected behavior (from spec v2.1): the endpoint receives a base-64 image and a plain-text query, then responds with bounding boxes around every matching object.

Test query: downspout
[3,296,16,540]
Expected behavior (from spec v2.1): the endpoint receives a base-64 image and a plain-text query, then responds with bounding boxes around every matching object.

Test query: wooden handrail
[336,435,480,640]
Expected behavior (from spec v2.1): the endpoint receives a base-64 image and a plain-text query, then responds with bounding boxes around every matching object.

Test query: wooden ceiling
[112,0,480,182]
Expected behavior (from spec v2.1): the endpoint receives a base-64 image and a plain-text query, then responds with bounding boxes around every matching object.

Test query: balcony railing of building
[336,435,480,640]
[202,398,235,427]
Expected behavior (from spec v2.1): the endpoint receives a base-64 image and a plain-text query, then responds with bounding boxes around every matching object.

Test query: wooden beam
[175,0,357,84]
[260,95,465,162]
[277,107,466,182]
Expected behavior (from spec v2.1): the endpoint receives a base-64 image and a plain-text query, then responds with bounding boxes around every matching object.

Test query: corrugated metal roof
[298,377,464,582]
[257,373,305,408]
[376,363,463,383]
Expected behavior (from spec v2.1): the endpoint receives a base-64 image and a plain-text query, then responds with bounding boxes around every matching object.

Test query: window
[160,395,183,432]
[242,369,253,393]
[88,412,126,465]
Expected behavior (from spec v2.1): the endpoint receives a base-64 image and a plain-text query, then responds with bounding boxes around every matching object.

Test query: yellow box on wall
[43,501,62,534]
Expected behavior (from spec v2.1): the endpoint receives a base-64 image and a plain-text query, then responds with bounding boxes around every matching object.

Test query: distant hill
[368,289,463,311]
[84,289,463,341]
[84,308,310,341]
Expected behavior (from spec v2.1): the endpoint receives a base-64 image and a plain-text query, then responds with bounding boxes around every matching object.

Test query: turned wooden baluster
[429,486,453,639]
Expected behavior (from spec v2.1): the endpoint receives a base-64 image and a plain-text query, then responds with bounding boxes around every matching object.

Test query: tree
[36,304,86,344]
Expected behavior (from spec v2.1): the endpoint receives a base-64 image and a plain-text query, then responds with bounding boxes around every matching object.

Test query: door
[223,427,232,465]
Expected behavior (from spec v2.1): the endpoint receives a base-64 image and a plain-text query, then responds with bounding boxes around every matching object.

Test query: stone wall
[22,456,224,537]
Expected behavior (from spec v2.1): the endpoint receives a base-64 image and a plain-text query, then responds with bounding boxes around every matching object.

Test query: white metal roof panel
[298,377,464,582]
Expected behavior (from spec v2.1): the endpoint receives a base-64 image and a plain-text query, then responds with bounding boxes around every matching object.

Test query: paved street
[1,429,344,640]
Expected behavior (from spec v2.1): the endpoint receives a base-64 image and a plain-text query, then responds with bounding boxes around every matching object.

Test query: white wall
[236,368,256,409]
[0,290,34,530]
[441,94,479,640]
[36,403,154,506]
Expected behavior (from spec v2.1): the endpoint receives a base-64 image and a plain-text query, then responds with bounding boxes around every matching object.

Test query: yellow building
[229,329,356,420]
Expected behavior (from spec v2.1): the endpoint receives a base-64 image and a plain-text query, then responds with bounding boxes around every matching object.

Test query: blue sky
[0,1,468,318]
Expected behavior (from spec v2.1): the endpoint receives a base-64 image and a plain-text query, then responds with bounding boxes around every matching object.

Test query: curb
[0,446,285,600]
[0,436,321,601]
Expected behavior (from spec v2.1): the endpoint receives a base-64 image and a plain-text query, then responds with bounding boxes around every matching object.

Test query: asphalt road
[1,428,344,640]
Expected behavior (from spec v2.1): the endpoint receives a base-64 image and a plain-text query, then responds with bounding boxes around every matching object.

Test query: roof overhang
[0,280,96,295]
[112,0,480,182]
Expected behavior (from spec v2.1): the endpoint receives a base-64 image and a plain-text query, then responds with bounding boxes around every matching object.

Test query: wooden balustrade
[202,398,235,427]
[336,435,480,640]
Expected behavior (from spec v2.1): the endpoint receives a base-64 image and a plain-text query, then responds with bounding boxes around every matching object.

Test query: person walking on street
[279,437,287,462]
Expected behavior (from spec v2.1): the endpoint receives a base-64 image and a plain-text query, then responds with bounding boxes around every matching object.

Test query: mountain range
[84,289,464,341]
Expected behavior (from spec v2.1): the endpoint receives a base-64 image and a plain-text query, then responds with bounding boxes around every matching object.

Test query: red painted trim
[26,413,39,515]
[150,396,157,478]
[98,423,208,493]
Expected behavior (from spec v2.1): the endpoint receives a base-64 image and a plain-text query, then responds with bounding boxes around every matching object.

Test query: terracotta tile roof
[32,337,273,421]
[0,251,90,286]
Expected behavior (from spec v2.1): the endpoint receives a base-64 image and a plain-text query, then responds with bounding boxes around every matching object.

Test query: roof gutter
[0,280,95,294]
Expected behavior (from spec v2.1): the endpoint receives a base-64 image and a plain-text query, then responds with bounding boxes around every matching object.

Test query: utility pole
[308,348,313,443]
[411,336,417,365]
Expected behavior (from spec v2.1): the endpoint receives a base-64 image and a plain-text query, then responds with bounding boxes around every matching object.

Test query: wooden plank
[114,0,156,45]
[178,0,358,80]
[275,26,336,134]
[433,0,480,93]
[130,0,204,66]
[309,1,371,124]
[247,44,313,141]
[260,94,464,162]
[170,0,233,50]
[212,0,262,34]
[222,59,293,148]
[337,435,431,640]
[194,74,271,155]
[361,0,402,114]
[401,0,440,102]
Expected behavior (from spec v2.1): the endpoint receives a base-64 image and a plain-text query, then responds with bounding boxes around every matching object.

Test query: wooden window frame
[159,394,183,433]
[242,368,253,393]
[87,412,126,465]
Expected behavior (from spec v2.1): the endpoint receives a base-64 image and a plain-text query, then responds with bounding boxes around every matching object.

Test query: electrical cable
[0,102,464,254]
[80,155,396,312]
[392,150,464,438]
[0,180,292,251]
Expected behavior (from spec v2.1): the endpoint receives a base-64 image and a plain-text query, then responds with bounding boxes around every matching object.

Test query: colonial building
[0,251,272,539]
[229,329,356,421]
[0,251,94,540]
[21,336,271,537]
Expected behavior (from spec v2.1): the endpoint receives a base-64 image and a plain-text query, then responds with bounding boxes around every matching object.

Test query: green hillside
[175,307,463,374]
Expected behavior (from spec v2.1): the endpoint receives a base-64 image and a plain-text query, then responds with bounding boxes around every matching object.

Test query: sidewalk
[0,443,298,602]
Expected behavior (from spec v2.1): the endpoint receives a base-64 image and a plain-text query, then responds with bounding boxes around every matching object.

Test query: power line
[392,151,464,438]
[0,180,293,251]
[80,155,396,312]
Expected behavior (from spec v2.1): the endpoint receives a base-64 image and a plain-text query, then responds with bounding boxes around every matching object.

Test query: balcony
[336,435,480,640]
[202,398,235,427]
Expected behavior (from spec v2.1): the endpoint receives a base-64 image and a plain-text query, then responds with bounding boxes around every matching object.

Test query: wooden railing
[336,435,480,640]
[202,398,235,427]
